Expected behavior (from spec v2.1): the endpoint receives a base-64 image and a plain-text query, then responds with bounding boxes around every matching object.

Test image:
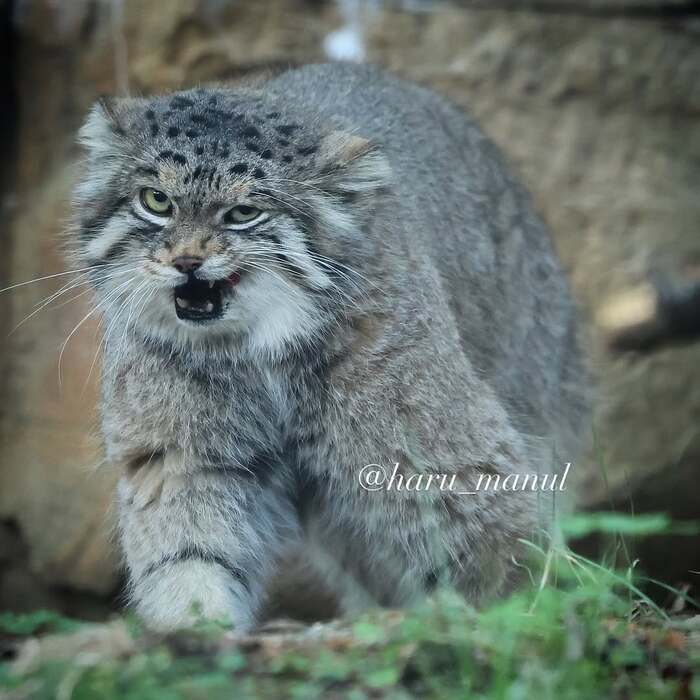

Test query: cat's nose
[172,256,203,273]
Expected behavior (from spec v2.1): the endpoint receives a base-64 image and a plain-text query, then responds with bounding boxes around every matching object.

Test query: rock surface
[1,0,699,614]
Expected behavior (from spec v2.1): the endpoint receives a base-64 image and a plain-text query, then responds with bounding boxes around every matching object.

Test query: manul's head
[70,87,391,356]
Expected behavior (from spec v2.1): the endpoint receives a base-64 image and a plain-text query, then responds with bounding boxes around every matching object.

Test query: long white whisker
[255,187,312,215]
[239,259,301,294]
[18,263,130,318]
[57,277,135,389]
[84,279,157,396]
[32,272,93,306]
[306,249,383,293]
[244,191,386,299]
[112,280,153,371]
[0,263,129,295]
[11,267,140,333]
[243,253,365,321]
[83,284,140,394]
[246,249,369,311]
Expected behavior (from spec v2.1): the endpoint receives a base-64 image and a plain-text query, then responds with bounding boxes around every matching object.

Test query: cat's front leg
[116,448,295,632]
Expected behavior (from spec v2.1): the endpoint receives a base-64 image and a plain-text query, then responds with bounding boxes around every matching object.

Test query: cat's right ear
[78,97,121,155]
[73,98,138,207]
[78,97,131,159]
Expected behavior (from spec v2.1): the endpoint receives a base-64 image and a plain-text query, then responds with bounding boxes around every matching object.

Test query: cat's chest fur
[101,339,296,469]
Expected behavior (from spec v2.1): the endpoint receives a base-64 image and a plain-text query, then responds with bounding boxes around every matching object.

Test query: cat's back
[269,62,560,292]
[269,63,589,457]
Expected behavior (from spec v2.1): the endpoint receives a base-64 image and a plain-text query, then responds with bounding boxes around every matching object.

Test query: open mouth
[174,271,241,322]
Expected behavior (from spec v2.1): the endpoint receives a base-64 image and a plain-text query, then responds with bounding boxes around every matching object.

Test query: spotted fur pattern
[69,63,590,631]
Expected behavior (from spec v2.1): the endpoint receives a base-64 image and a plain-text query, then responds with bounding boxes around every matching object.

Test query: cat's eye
[223,205,263,228]
[140,188,173,216]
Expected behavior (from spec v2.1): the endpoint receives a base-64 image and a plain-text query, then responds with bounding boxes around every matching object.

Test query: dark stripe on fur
[274,252,314,289]
[134,167,158,178]
[80,195,129,242]
[141,546,250,592]
[194,450,280,485]
[130,210,165,232]
[99,237,131,264]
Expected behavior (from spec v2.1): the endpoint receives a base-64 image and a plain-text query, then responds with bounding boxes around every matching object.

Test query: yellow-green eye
[223,205,262,227]
[140,188,172,216]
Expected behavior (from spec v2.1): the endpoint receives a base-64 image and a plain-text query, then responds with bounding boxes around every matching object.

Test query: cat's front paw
[133,559,254,632]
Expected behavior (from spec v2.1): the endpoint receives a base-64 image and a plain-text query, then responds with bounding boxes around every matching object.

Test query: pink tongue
[227,271,241,287]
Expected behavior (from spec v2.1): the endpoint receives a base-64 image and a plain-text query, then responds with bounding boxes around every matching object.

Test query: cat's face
[71,89,390,356]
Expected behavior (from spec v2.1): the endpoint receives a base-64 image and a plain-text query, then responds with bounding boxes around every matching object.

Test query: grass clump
[1,516,698,699]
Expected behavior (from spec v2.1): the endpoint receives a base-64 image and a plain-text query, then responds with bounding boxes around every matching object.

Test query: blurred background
[0,0,698,621]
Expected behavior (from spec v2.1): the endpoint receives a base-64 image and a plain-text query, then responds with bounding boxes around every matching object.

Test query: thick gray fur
[70,63,590,630]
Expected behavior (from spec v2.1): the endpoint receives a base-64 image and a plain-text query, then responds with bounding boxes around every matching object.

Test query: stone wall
[1,0,698,615]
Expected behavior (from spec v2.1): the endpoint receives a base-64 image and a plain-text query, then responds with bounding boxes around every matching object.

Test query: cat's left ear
[316,131,392,197]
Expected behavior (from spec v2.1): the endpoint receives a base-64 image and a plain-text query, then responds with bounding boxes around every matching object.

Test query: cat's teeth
[176,297,190,309]
[208,281,215,289]
[205,302,214,312]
